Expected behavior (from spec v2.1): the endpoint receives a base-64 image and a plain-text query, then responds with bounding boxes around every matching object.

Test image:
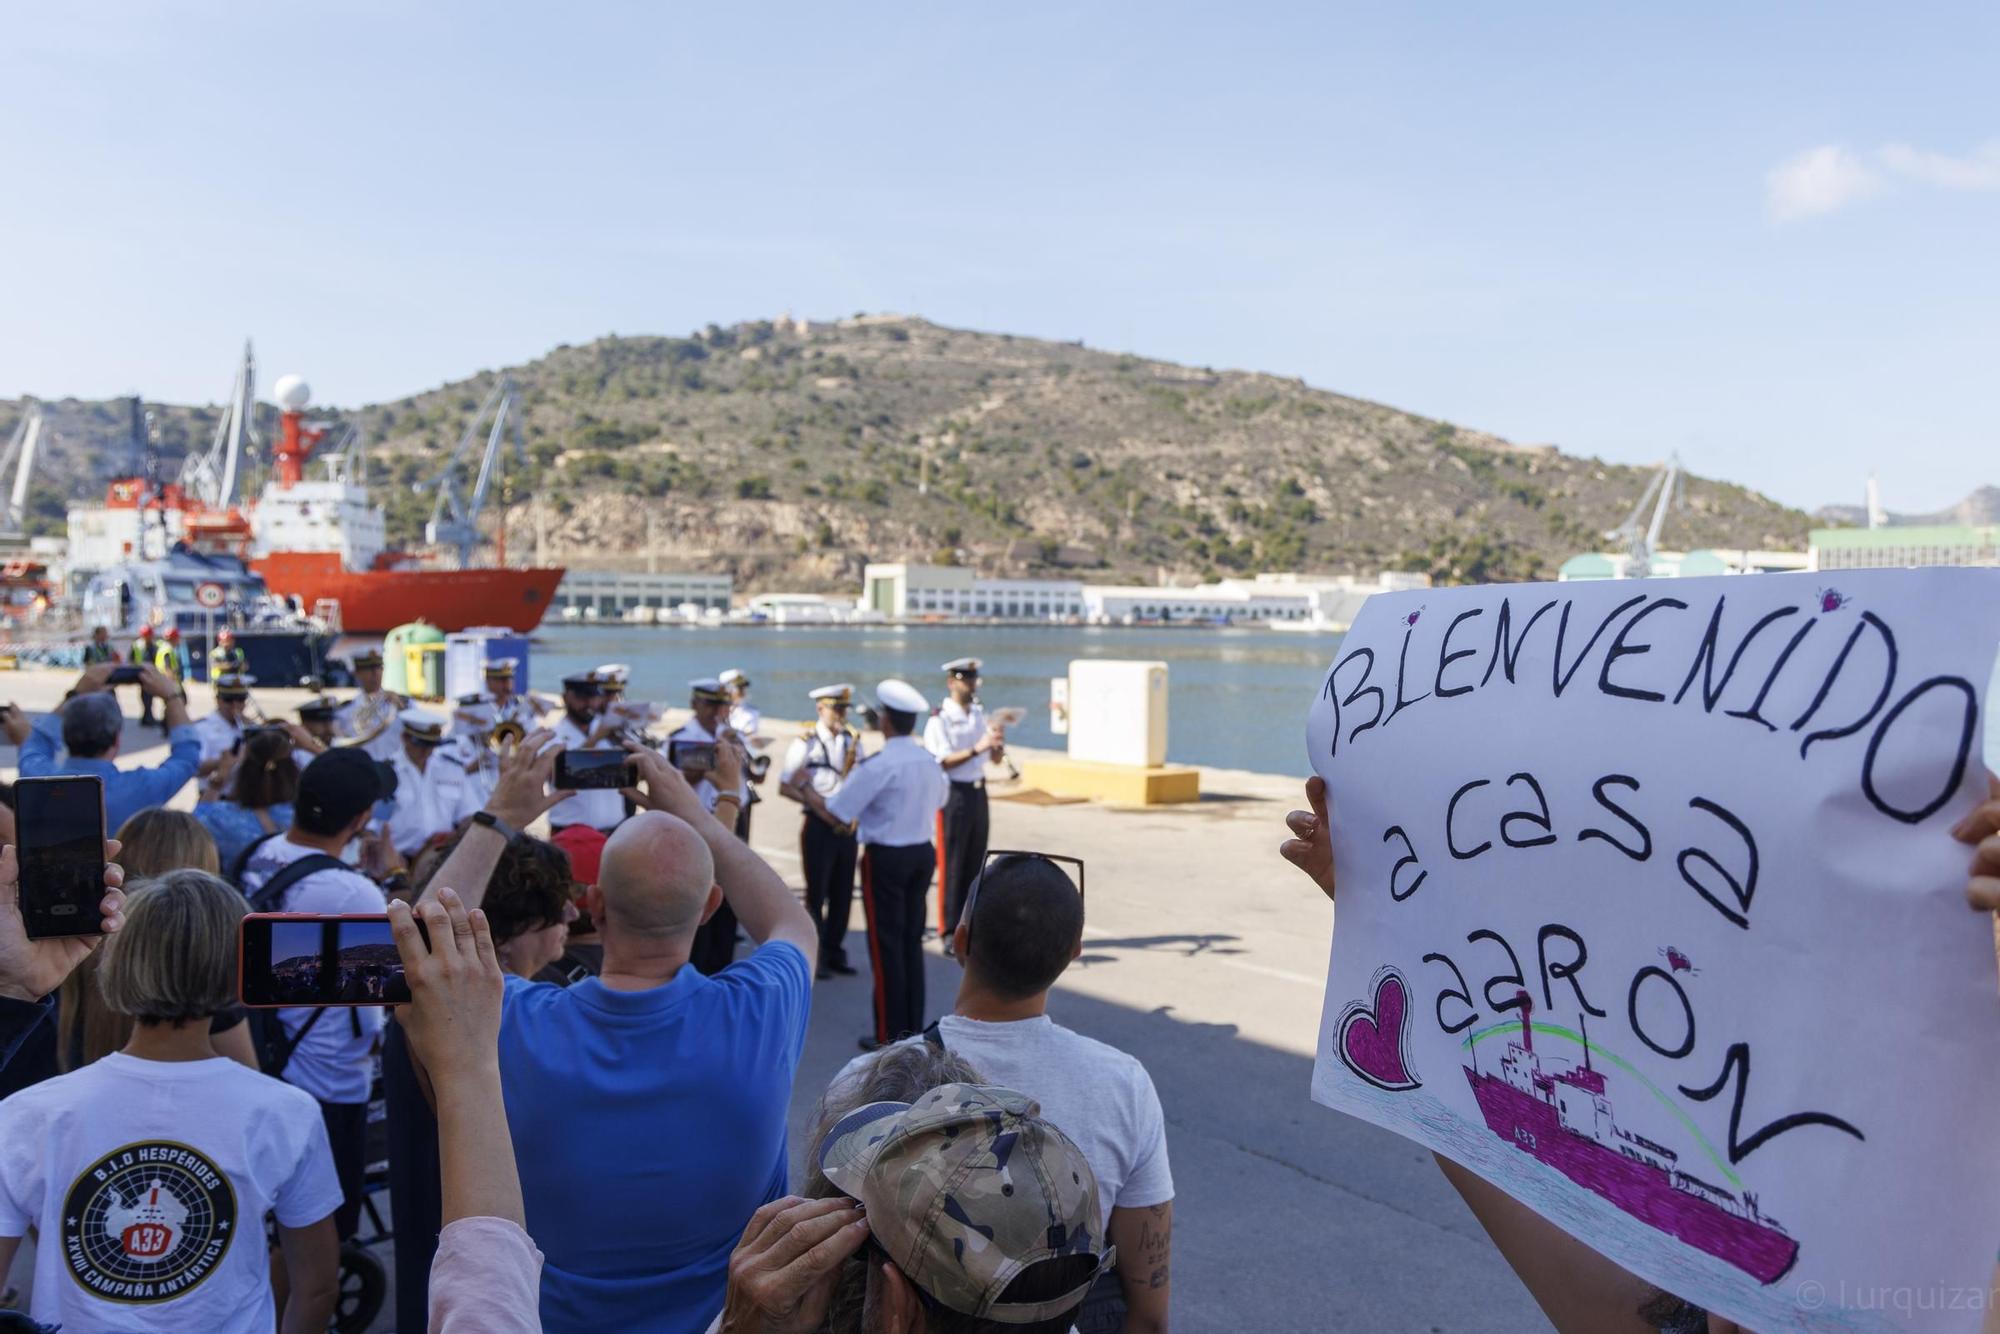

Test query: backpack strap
[246,851,359,1078]
[263,1006,329,1080]
[247,853,353,913]
[921,1019,947,1053]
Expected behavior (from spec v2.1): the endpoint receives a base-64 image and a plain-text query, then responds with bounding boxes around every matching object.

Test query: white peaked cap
[875,679,929,714]
[400,708,447,738]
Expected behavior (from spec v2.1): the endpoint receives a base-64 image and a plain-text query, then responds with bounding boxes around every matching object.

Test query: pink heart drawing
[1335,968,1421,1092]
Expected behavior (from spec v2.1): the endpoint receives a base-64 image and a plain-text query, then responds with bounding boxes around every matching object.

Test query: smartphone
[555,749,633,790]
[667,739,717,773]
[238,914,427,1007]
[15,775,107,939]
[107,664,144,685]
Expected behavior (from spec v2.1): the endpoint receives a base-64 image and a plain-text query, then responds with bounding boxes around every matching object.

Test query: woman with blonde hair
[0,869,341,1332]
[55,808,258,1072]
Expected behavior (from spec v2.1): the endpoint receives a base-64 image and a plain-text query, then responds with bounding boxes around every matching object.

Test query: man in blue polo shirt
[5,661,197,831]
[414,734,818,1332]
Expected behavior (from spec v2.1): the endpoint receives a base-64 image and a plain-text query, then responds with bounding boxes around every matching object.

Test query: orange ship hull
[251,551,565,634]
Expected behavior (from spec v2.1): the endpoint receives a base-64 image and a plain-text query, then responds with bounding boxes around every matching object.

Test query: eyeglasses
[959,850,1085,932]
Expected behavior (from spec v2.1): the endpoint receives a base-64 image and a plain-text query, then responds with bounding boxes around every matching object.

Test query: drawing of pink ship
[1463,993,1799,1284]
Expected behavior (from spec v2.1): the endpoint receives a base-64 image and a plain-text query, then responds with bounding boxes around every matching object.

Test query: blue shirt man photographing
[5,662,198,833]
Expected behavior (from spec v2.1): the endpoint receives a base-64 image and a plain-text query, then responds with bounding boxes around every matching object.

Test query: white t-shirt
[238,836,388,1103]
[835,1014,1174,1229]
[0,1053,342,1334]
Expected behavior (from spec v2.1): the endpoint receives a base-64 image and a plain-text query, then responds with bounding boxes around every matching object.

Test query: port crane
[180,341,259,510]
[1606,453,1683,578]
[422,376,524,568]
[0,400,45,536]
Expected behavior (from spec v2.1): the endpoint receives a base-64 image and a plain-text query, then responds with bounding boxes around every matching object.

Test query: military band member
[594,663,653,739]
[337,648,407,763]
[465,657,547,731]
[779,683,862,979]
[193,674,254,775]
[440,694,501,811]
[670,677,750,975]
[385,709,474,857]
[291,696,340,770]
[721,667,761,739]
[798,678,948,1051]
[925,657,1000,936]
[544,672,625,836]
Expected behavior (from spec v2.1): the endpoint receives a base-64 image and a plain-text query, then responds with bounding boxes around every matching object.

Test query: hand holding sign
[1956,775,2000,911]
[1303,568,2000,1333]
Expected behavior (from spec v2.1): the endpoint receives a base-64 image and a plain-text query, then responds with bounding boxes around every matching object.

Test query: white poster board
[1306,569,2000,1332]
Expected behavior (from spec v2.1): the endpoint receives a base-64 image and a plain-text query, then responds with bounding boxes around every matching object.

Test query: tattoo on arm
[1138,1203,1171,1290]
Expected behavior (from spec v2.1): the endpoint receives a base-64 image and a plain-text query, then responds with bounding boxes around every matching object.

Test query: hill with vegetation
[0,315,1809,588]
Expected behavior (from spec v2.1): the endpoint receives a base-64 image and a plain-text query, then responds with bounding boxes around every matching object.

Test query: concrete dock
[0,669,1549,1332]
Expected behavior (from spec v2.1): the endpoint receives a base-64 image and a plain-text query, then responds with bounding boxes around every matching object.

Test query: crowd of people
[0,640,1994,1333]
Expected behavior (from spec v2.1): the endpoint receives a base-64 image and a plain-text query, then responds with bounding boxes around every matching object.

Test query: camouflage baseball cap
[818,1083,1113,1325]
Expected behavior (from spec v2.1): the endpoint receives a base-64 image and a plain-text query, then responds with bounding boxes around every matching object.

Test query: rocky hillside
[0,316,1809,588]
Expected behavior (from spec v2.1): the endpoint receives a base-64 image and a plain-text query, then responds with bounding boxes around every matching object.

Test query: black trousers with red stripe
[861,842,934,1044]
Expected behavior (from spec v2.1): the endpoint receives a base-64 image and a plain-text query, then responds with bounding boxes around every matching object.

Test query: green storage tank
[381,621,446,697]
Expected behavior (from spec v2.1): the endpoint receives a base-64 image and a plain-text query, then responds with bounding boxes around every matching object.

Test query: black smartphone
[15,775,106,939]
[107,664,144,686]
[554,749,633,790]
[668,739,717,773]
[238,914,427,1007]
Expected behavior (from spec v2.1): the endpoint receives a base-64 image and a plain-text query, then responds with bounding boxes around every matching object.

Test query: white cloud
[1876,140,2000,192]
[1766,138,2000,223]
[1766,145,1882,223]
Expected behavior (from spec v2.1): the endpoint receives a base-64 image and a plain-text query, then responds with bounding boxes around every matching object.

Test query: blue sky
[1,3,1992,513]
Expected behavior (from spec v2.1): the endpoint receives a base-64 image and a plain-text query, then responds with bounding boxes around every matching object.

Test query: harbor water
[521,622,1344,777]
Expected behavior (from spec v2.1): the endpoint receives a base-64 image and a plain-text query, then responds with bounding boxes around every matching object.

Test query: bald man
[411,737,816,1332]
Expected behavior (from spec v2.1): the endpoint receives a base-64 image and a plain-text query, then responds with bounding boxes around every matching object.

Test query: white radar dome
[273,375,311,410]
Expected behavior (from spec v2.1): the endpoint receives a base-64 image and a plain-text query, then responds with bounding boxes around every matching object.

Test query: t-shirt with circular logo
[0,1052,342,1332]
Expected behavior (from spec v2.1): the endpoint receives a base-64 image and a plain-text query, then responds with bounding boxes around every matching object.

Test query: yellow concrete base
[1020,757,1201,805]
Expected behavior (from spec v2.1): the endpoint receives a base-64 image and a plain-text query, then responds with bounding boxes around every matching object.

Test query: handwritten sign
[1307,569,2000,1332]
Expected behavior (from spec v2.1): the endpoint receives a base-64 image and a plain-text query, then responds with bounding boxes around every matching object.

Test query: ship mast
[269,374,326,489]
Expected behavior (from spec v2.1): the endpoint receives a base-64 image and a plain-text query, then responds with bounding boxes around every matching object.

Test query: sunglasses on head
[959,850,1084,932]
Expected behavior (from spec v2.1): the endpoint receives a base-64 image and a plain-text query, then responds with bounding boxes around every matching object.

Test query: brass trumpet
[488,719,527,750]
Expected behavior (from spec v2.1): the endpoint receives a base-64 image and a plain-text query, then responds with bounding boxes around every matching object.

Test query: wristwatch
[471,810,520,842]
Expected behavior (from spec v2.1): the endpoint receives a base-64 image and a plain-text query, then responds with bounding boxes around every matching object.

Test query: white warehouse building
[860,563,1428,626]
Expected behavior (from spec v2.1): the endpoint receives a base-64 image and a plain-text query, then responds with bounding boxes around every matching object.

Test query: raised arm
[627,747,817,960]
[417,730,564,911]
[1279,776,1661,1334]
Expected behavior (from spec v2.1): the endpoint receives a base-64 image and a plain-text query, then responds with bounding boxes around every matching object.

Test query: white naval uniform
[728,702,763,744]
[476,692,546,731]
[436,735,497,813]
[924,699,990,783]
[192,710,247,766]
[781,723,857,797]
[544,712,625,831]
[337,692,406,763]
[386,748,474,856]
[826,735,947,846]
[666,717,748,813]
